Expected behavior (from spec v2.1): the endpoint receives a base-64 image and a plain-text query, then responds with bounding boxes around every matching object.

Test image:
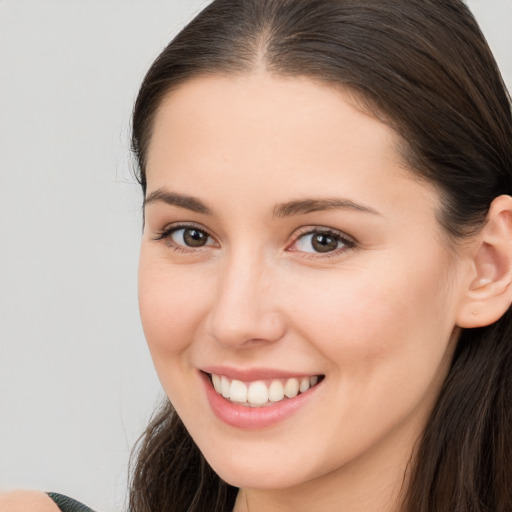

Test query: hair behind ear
[402,308,512,512]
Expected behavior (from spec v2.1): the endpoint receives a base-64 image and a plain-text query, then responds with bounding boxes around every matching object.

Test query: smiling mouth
[208,373,325,407]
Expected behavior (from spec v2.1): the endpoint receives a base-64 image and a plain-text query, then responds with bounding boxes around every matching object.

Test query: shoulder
[0,491,61,511]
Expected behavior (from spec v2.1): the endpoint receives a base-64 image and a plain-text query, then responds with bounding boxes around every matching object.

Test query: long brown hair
[129,1,512,511]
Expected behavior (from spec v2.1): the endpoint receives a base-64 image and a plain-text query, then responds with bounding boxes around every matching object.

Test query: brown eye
[291,229,354,255]
[182,228,208,247]
[167,227,214,248]
[311,233,339,253]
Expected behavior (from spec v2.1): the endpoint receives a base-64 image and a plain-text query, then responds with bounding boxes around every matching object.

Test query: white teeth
[212,374,222,393]
[229,379,248,403]
[299,377,310,393]
[247,381,269,405]
[211,373,321,406]
[221,376,230,398]
[284,378,300,398]
[268,380,285,402]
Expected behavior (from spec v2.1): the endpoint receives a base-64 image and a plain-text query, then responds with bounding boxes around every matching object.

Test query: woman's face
[138,73,469,493]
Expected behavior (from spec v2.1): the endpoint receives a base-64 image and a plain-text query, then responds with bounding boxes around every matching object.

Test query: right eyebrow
[273,197,380,217]
[144,189,212,215]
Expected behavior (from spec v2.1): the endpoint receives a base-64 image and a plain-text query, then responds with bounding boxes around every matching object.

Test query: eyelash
[153,223,216,253]
[288,227,356,258]
[153,223,357,257]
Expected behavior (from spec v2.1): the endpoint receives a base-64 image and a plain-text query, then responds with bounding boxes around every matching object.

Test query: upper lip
[200,366,323,382]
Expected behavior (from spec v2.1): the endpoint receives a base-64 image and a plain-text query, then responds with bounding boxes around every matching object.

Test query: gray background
[0,1,510,511]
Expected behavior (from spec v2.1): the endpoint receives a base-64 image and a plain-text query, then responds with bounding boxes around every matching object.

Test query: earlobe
[457,195,512,328]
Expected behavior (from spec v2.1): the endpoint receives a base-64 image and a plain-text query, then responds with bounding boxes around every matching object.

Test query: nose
[206,251,287,349]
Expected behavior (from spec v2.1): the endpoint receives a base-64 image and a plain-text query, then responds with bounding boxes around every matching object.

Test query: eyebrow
[144,189,380,218]
[144,189,212,215]
[273,198,380,217]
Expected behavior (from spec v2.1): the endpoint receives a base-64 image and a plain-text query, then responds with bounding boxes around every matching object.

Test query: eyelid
[287,226,357,255]
[152,222,356,256]
[153,222,218,248]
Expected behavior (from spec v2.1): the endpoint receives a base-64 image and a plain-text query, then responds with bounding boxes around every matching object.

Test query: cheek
[279,259,458,457]
[287,255,456,381]
[138,254,211,361]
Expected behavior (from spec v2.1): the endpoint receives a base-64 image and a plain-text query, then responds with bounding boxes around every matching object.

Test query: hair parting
[130,1,512,511]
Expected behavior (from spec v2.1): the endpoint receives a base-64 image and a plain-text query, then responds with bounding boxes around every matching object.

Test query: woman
[2,0,511,511]
[130,0,512,511]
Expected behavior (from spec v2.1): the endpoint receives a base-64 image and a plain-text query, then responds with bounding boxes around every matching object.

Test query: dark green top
[46,493,96,512]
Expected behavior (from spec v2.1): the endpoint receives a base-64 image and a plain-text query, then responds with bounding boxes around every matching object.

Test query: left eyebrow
[273,198,381,217]
[144,189,212,215]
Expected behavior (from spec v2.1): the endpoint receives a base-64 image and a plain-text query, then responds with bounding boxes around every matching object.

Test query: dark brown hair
[129,1,512,511]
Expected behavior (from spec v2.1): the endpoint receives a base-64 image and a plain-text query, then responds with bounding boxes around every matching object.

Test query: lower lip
[200,372,321,429]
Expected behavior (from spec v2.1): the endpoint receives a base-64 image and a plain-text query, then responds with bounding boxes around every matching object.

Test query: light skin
[0,491,60,512]
[138,72,512,512]
[2,75,511,512]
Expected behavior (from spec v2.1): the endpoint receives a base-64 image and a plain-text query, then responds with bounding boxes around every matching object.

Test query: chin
[192,432,332,491]
[209,458,309,490]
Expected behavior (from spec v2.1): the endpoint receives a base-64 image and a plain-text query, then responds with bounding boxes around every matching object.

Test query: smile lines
[210,374,322,407]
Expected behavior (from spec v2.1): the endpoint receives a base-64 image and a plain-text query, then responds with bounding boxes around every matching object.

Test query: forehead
[147,73,405,174]
[145,73,440,223]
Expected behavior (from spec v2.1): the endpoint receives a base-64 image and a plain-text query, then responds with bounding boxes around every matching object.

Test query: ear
[457,195,512,328]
